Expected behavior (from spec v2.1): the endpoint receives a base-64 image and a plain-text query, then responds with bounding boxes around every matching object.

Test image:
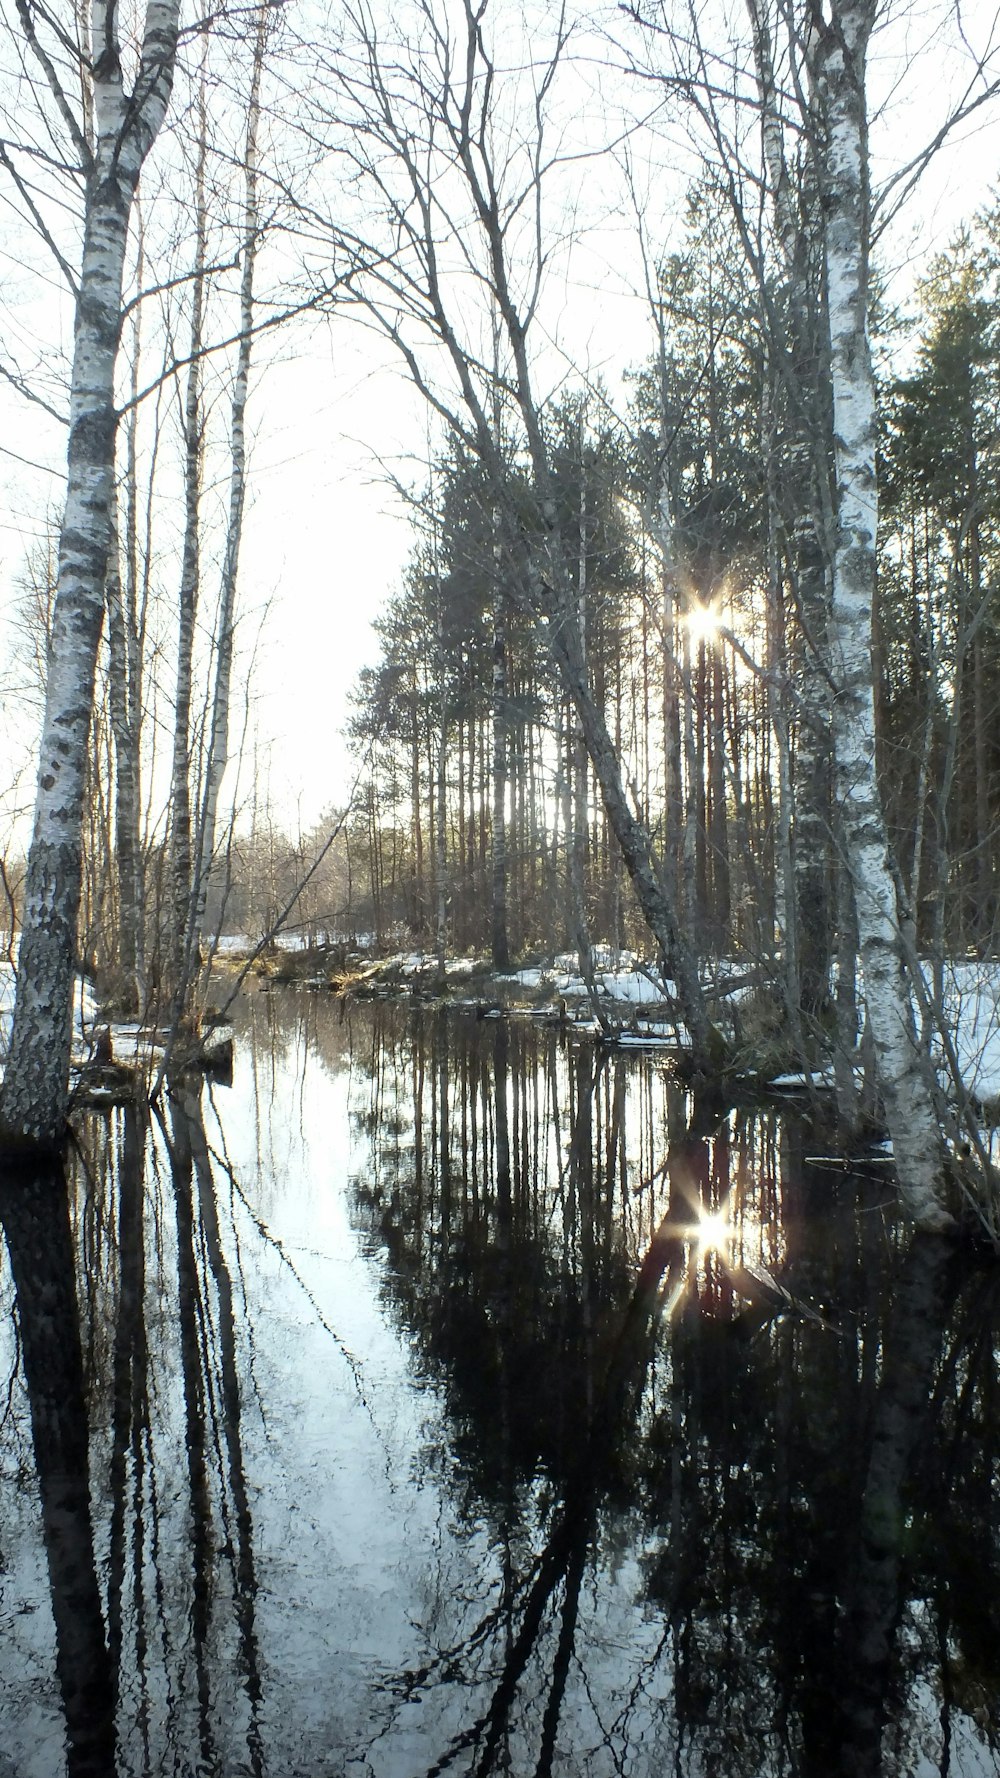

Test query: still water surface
[0,991,997,1778]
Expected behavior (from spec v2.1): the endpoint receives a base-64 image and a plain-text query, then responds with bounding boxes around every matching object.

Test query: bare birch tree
[807,0,953,1228]
[0,0,181,1146]
[625,0,999,1224]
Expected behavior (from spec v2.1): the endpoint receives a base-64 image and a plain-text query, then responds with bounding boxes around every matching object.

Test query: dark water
[0,991,998,1778]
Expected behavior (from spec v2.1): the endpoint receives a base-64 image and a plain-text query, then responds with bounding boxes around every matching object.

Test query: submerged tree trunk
[812,0,952,1231]
[1,0,181,1148]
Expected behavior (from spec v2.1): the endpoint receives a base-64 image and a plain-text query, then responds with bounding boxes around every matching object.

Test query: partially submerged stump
[68,1020,236,1110]
[73,1059,142,1109]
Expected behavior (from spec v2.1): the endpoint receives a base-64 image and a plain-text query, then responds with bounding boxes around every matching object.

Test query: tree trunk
[194,7,269,974]
[812,0,952,1231]
[749,0,835,1019]
[1,0,181,1148]
[105,510,143,1014]
[491,607,510,970]
[435,598,448,985]
[571,448,591,983]
[545,602,720,1067]
[168,71,208,1001]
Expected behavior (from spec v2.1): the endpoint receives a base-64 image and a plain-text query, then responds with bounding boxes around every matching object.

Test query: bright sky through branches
[0,0,997,852]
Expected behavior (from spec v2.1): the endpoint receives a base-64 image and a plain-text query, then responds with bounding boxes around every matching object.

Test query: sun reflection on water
[695,1209,731,1253]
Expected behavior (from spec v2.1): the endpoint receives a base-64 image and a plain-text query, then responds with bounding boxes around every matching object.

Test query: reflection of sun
[695,1209,731,1252]
[685,601,721,647]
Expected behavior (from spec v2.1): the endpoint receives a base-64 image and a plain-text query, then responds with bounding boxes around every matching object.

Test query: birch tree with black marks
[0,0,182,1147]
[807,0,954,1230]
[625,0,999,1226]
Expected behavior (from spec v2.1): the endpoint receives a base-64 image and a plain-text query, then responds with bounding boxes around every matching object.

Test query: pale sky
[0,0,997,853]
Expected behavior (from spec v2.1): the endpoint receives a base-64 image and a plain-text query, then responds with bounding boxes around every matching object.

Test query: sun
[684,601,721,648]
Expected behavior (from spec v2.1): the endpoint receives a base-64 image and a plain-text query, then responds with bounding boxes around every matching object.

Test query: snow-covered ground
[214,930,331,955]
[496,959,675,1005]
[492,949,673,1004]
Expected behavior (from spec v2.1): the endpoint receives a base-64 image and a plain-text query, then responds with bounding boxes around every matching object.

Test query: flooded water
[0,990,998,1778]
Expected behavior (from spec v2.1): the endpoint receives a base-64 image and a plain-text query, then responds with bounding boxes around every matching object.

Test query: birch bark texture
[810,0,953,1230]
[1,0,181,1147]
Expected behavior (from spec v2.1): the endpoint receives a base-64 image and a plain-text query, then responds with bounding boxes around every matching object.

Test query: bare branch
[0,139,81,294]
[13,0,91,169]
[0,355,68,424]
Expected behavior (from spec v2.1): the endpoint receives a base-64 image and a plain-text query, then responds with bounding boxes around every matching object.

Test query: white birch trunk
[813,0,953,1230]
[1,0,180,1147]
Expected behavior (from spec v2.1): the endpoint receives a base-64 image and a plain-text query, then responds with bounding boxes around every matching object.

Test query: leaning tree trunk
[505,357,718,1064]
[812,0,953,1231]
[1,0,181,1149]
[545,596,720,1068]
[328,0,719,1066]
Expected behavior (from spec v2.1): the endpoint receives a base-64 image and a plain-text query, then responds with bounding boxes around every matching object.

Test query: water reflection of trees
[0,1161,115,1777]
[345,1010,1000,1778]
[0,1082,264,1777]
[0,999,997,1776]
